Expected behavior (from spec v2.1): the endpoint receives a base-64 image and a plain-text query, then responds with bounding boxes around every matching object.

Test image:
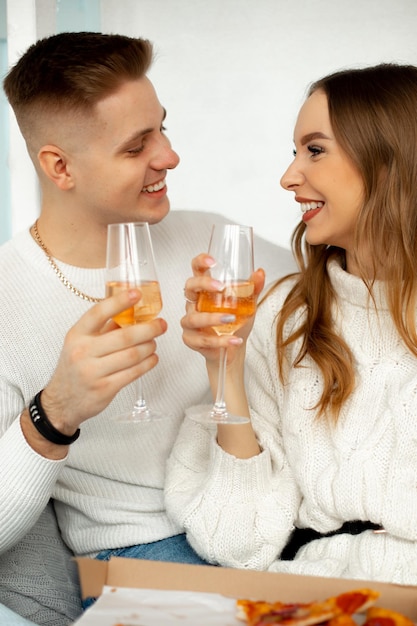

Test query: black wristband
[28,391,80,445]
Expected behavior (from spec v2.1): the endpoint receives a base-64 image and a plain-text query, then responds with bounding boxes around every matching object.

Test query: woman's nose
[280,159,303,191]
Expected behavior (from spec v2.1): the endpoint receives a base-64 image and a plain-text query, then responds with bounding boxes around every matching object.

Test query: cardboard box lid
[75,557,417,619]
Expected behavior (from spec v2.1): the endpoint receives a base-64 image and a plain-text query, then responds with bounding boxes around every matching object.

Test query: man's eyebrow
[117,108,167,150]
[118,129,151,149]
[299,131,331,145]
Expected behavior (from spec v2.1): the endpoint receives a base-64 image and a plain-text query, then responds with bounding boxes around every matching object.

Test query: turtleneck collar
[327,259,389,311]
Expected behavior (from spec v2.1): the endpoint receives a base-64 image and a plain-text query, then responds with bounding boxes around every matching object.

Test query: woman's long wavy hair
[272,63,417,421]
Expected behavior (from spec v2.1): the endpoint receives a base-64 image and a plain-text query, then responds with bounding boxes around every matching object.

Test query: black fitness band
[28,391,80,445]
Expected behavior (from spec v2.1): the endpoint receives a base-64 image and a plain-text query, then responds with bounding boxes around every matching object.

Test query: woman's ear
[37,145,75,190]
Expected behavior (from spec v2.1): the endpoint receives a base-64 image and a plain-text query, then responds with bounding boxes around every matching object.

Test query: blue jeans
[95,532,208,565]
[83,533,210,609]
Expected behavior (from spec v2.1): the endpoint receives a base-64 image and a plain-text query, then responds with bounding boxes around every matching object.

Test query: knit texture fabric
[0,210,295,623]
[0,502,81,625]
[165,259,417,585]
[0,603,37,625]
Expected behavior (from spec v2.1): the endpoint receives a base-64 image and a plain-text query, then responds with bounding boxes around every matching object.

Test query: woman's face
[280,89,365,262]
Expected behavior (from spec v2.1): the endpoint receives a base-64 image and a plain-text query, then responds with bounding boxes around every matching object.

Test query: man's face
[66,76,180,227]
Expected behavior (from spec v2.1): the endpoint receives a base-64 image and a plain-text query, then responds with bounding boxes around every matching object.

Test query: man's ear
[37,145,75,190]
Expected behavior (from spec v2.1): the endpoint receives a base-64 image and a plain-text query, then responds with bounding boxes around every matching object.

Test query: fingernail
[205,256,216,267]
[211,280,224,290]
[229,337,243,345]
[128,289,140,299]
[220,314,235,323]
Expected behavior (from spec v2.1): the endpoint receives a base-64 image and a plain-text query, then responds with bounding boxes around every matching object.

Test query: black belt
[280,520,384,561]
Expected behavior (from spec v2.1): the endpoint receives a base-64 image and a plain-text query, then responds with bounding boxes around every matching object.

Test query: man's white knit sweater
[0,210,295,557]
[166,260,417,585]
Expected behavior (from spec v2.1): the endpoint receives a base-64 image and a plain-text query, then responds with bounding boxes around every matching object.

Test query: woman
[165,63,417,585]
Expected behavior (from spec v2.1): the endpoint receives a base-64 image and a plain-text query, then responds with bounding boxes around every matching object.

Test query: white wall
[5,0,417,249]
[5,0,39,238]
[100,0,417,249]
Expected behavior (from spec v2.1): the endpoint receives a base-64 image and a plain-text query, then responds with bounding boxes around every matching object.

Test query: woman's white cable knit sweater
[165,260,417,585]
[0,210,295,557]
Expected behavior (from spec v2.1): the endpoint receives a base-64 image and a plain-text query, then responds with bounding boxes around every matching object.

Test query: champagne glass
[106,222,164,422]
[194,223,256,424]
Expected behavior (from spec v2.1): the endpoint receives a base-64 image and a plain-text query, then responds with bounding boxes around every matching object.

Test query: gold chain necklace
[32,220,103,303]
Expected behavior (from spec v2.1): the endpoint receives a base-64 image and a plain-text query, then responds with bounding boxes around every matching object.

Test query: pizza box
[75,556,417,620]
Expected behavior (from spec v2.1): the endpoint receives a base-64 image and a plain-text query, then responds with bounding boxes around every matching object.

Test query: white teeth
[300,201,324,214]
[143,179,166,193]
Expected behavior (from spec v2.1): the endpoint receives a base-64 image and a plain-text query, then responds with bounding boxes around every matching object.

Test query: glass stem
[132,378,150,419]
[211,346,228,420]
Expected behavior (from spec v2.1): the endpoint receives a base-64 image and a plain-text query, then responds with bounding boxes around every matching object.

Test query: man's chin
[137,201,170,225]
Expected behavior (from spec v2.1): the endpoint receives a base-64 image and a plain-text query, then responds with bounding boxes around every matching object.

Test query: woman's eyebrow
[299,131,332,145]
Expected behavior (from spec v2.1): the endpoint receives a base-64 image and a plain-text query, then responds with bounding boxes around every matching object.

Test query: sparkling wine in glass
[194,223,256,424]
[106,222,164,422]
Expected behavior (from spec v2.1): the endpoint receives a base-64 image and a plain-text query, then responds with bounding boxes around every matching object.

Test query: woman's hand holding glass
[183,254,264,362]
[182,224,265,425]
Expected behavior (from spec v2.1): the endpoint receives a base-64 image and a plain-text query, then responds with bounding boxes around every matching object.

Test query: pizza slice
[236,588,380,626]
[364,606,415,626]
[326,614,357,626]
[334,589,381,615]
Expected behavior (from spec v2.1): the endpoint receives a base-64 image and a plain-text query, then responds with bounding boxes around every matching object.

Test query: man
[0,32,295,623]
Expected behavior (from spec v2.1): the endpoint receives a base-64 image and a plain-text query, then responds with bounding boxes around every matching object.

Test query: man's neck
[33,215,107,268]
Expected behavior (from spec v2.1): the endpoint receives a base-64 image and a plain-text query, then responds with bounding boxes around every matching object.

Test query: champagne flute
[194,223,256,424]
[106,222,164,422]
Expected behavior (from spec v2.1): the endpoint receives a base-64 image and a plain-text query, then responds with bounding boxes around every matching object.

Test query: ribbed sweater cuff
[0,417,67,501]
[207,436,273,502]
